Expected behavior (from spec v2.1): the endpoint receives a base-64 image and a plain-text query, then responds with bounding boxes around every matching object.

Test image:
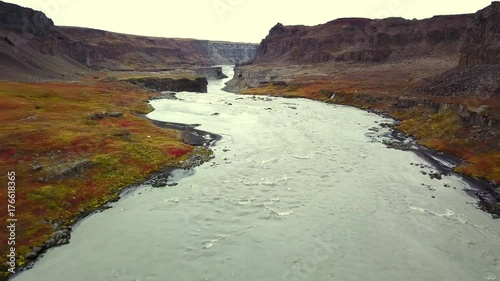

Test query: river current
[14,66,500,281]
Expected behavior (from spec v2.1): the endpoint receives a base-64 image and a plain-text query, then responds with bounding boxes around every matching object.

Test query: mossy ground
[0,81,197,279]
[395,108,500,183]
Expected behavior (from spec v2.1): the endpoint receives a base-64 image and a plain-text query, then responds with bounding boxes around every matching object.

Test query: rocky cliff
[251,15,474,65]
[0,1,55,36]
[0,1,257,81]
[413,2,500,99]
[223,2,500,189]
[205,41,257,65]
[194,66,228,80]
[459,1,500,66]
[0,1,89,81]
[125,77,208,93]
[228,2,500,96]
[50,27,213,70]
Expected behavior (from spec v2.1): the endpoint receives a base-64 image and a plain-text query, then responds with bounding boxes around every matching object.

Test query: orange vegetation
[0,81,199,277]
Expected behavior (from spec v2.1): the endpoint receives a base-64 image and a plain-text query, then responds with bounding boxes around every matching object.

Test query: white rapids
[13,66,500,281]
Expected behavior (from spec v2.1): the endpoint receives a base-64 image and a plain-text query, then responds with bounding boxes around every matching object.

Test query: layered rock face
[0,1,88,81]
[228,2,499,97]
[252,15,474,65]
[194,66,229,80]
[48,27,214,70]
[205,41,257,65]
[459,1,500,66]
[125,77,208,93]
[413,2,500,99]
[0,1,54,37]
[0,1,257,81]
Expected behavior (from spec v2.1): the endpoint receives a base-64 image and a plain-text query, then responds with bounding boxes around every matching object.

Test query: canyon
[0,1,499,280]
[10,66,500,281]
[0,1,257,82]
[225,2,499,190]
[0,2,257,279]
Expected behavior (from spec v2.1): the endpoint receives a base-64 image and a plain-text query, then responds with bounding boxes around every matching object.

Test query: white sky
[5,0,494,43]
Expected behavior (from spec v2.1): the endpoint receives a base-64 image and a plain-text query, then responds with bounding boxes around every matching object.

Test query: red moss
[168,147,192,157]
[0,81,195,276]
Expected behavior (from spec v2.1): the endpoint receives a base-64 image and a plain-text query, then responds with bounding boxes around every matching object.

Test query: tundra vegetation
[0,81,204,278]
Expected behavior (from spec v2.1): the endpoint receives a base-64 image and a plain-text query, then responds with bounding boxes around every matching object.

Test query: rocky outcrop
[459,1,500,66]
[222,67,275,92]
[43,159,96,181]
[329,92,499,128]
[392,98,499,128]
[408,3,500,111]
[125,77,208,93]
[204,41,257,65]
[0,1,54,37]
[194,66,228,79]
[89,111,124,120]
[0,2,90,81]
[227,3,500,98]
[251,15,474,65]
[47,27,215,70]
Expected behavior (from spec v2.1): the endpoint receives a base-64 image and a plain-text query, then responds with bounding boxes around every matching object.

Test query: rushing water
[14,66,500,281]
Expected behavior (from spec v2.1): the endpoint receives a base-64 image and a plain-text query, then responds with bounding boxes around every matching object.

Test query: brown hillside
[0,1,257,81]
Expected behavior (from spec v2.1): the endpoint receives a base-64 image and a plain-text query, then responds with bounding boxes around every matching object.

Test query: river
[13,66,500,281]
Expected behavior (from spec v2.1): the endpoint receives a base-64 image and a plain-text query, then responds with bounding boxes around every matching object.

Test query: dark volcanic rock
[90,111,124,120]
[107,112,124,118]
[412,64,500,98]
[459,2,500,66]
[0,1,55,37]
[203,41,257,65]
[251,15,474,64]
[45,159,96,181]
[194,66,228,79]
[125,77,208,93]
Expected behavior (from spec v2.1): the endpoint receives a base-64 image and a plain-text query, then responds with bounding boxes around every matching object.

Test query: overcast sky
[6,0,494,43]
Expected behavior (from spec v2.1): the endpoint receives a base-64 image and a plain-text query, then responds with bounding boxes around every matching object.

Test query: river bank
[14,143,217,279]
[0,81,218,281]
[10,65,500,281]
[364,114,499,218]
[230,82,499,217]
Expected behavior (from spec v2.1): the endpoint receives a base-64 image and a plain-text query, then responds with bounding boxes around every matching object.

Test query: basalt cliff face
[227,2,499,97]
[125,77,208,93]
[205,41,257,65]
[459,2,500,66]
[252,15,473,65]
[0,1,88,81]
[225,12,479,93]
[0,0,53,36]
[0,1,257,81]
[414,2,500,99]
